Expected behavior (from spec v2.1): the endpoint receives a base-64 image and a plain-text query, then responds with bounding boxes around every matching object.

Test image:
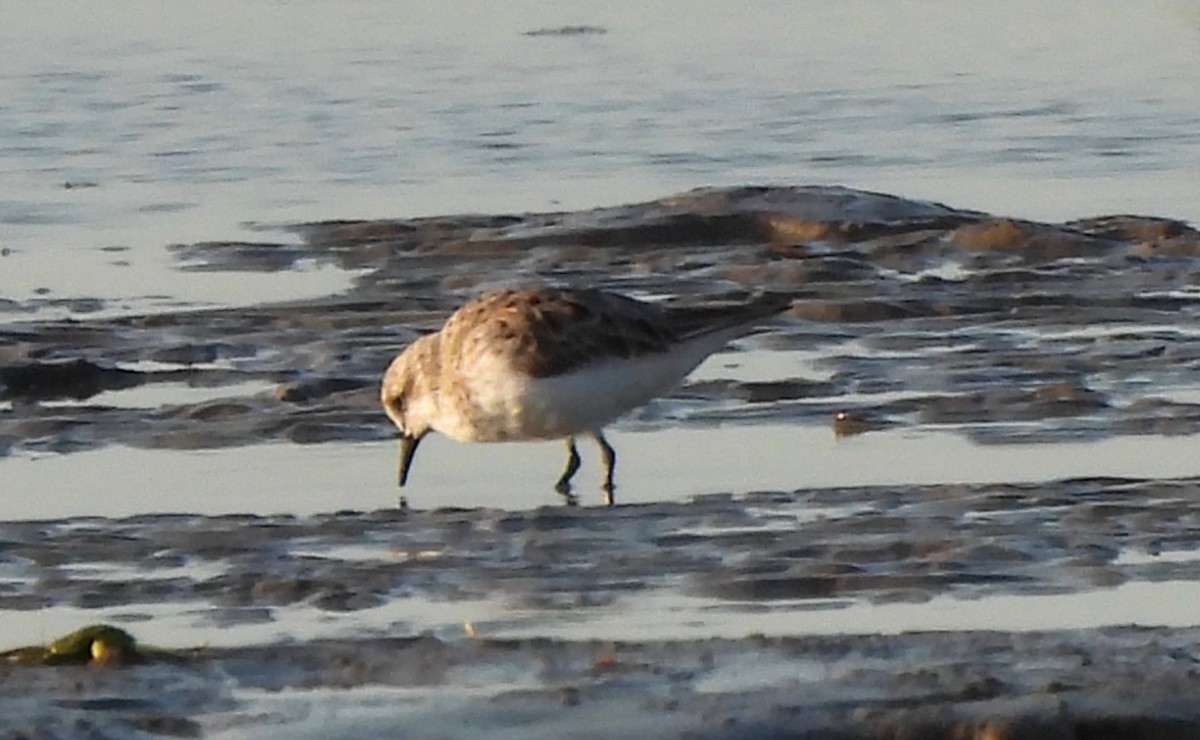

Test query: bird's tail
[670,292,792,341]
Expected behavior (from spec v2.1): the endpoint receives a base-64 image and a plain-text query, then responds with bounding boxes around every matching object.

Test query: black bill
[398,433,424,488]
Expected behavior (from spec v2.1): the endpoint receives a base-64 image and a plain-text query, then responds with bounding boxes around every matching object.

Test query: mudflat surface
[4,478,1200,738]
[5,186,1200,458]
[5,187,1200,737]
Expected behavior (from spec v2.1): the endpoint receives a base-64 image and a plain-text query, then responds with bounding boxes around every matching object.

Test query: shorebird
[380,285,790,505]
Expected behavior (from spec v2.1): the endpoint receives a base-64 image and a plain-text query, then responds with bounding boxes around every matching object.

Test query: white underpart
[442,329,740,442]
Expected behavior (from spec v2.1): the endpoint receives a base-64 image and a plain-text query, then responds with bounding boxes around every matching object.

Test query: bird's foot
[555,480,579,507]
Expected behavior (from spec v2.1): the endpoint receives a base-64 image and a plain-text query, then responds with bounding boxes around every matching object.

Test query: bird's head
[381,339,437,488]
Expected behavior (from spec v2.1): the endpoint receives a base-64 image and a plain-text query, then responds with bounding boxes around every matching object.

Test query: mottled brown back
[440,287,788,379]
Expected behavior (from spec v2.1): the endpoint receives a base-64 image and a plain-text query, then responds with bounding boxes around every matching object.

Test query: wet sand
[5,477,1200,737]
[4,186,1200,736]
[5,186,1200,458]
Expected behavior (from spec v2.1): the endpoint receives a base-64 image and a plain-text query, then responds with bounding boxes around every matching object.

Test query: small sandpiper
[381,286,790,505]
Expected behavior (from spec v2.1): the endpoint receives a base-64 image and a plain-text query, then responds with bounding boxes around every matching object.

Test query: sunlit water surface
[4,2,1200,643]
[2,1,1198,315]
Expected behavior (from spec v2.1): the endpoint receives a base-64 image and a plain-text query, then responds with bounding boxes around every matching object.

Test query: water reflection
[5,425,1200,520]
[1,1,1198,317]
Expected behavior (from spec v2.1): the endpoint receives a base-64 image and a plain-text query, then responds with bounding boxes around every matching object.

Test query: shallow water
[3,1,1199,316]
[7,10,1200,739]
[6,6,1200,712]
[8,577,1200,653]
[40,379,278,410]
[488,581,1200,641]
[9,424,1200,520]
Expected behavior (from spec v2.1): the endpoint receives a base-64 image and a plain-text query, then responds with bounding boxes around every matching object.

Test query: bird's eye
[384,394,405,422]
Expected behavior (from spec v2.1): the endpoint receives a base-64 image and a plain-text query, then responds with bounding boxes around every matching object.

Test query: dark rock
[0,359,142,401]
[523,25,608,37]
[949,219,1116,261]
[276,377,371,402]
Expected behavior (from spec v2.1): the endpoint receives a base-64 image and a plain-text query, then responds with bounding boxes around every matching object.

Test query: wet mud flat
[7,627,1200,739]
[4,185,1200,454]
[4,476,1200,738]
[4,186,1200,736]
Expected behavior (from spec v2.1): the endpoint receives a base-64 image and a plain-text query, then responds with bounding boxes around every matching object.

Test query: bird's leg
[592,431,616,506]
[555,437,582,502]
